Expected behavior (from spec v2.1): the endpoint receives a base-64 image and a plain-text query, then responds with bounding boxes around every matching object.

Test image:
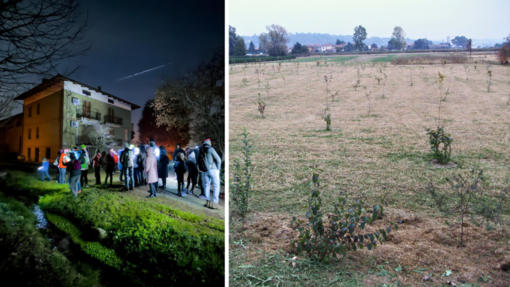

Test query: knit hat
[203,139,211,145]
[81,144,86,149]
[72,146,79,150]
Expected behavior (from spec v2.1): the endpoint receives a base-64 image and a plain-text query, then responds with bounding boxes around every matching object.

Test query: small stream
[32,204,48,229]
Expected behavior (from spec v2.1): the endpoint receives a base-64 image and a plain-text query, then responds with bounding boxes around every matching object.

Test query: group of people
[39,145,91,197]
[43,138,222,209]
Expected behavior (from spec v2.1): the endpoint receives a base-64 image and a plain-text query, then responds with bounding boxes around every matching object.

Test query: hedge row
[229,55,296,64]
[39,189,225,286]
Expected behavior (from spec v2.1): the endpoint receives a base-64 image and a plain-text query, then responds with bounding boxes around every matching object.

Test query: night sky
[13,0,224,138]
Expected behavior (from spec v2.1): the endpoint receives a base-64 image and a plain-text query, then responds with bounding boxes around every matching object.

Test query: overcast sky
[230,0,509,41]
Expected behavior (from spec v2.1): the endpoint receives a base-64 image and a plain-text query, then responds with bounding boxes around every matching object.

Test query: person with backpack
[120,143,135,191]
[71,146,84,192]
[39,158,51,182]
[104,148,115,186]
[55,149,67,184]
[197,139,221,209]
[64,152,82,197]
[80,144,90,188]
[173,153,188,197]
[92,150,102,185]
[158,146,169,190]
[145,146,158,198]
[185,148,198,196]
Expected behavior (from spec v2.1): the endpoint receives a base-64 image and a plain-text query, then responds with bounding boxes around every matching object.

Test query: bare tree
[153,53,224,154]
[0,0,88,119]
[465,39,472,58]
[259,25,289,56]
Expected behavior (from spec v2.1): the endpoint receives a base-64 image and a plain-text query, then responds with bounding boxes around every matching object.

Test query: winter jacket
[92,153,101,168]
[40,161,49,171]
[58,153,68,169]
[197,144,221,171]
[104,153,115,171]
[145,147,158,184]
[137,149,147,169]
[80,150,90,170]
[158,154,169,178]
[133,154,138,168]
[186,151,198,174]
[120,148,134,168]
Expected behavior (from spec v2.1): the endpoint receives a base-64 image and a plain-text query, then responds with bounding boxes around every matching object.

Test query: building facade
[11,75,140,163]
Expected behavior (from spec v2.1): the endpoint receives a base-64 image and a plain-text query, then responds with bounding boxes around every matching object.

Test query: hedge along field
[229,52,510,286]
[0,172,224,286]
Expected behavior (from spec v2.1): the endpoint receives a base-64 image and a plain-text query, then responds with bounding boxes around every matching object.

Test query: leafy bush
[231,128,252,218]
[426,126,453,164]
[0,194,101,287]
[427,168,510,246]
[291,166,398,262]
[322,114,331,131]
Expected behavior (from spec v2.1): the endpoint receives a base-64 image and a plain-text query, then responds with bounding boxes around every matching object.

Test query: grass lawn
[0,169,224,286]
[229,52,510,286]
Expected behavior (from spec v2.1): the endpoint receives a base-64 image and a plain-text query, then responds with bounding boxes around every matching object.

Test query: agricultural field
[229,52,510,286]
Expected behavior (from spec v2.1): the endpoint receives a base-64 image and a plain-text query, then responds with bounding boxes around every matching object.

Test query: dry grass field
[229,52,510,286]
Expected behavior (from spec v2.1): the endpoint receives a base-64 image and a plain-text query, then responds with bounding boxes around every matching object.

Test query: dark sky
[13,0,224,136]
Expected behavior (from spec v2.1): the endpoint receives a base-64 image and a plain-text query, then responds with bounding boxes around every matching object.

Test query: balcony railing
[103,115,123,126]
[77,110,101,121]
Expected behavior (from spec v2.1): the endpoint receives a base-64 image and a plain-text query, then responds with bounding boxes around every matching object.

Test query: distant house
[8,75,141,163]
[335,44,346,51]
[320,43,335,52]
[429,44,450,49]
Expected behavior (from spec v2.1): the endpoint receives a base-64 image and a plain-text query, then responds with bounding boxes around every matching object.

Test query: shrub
[291,166,398,262]
[427,168,509,246]
[390,55,468,65]
[426,126,453,164]
[231,128,252,218]
[322,114,331,131]
[229,55,296,64]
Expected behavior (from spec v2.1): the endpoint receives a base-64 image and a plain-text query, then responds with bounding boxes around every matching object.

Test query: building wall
[0,116,23,157]
[62,82,132,151]
[23,84,64,163]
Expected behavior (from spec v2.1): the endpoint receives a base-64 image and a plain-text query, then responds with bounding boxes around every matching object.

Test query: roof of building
[14,74,141,110]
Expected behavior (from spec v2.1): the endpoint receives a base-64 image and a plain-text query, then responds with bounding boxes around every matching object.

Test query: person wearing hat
[79,144,90,188]
[197,139,221,209]
[104,148,115,186]
[120,142,135,191]
[39,158,51,182]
